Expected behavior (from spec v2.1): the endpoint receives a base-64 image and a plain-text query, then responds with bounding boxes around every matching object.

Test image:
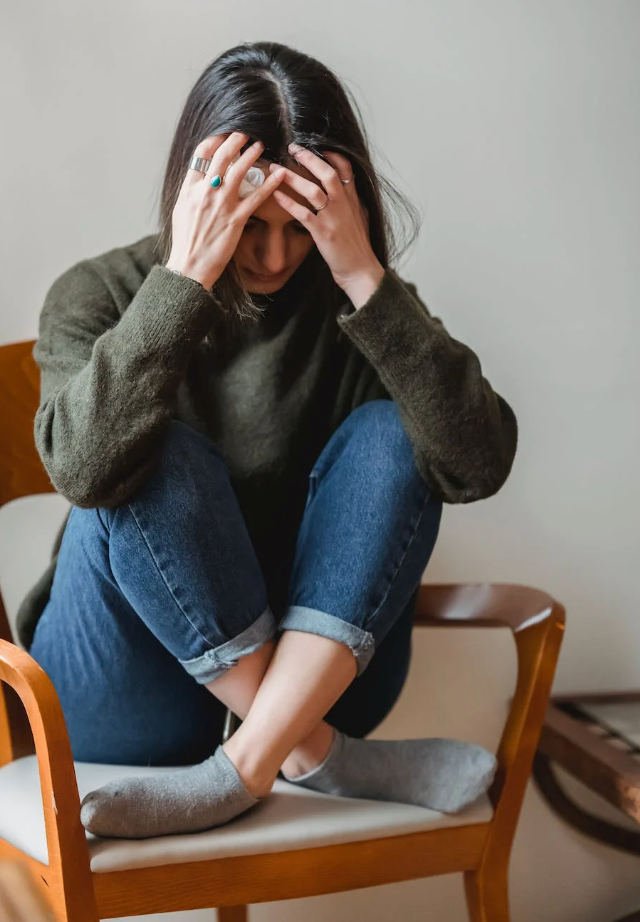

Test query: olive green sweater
[16,233,518,648]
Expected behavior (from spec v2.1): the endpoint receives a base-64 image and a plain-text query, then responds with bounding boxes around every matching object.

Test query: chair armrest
[413,582,560,632]
[414,582,565,867]
[0,639,95,911]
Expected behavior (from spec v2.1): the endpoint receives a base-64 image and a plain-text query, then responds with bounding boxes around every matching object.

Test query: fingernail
[288,142,302,152]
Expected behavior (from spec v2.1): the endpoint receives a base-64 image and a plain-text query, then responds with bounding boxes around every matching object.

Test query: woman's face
[233,158,320,294]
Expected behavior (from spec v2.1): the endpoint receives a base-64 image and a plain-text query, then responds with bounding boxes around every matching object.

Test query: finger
[288,145,341,193]
[267,165,328,210]
[237,168,288,217]
[205,132,253,184]
[321,150,355,184]
[222,141,265,192]
[270,187,318,227]
[184,132,248,187]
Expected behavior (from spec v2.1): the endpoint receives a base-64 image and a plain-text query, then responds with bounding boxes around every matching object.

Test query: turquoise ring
[210,175,222,188]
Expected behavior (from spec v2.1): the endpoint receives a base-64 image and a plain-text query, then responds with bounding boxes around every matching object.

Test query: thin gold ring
[315,173,353,211]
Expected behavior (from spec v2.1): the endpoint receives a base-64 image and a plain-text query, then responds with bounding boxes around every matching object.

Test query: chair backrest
[0,340,55,644]
[0,340,56,758]
[0,339,55,641]
[0,341,53,508]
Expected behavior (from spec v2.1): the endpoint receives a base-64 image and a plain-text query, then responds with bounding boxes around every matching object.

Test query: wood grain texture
[93,823,489,917]
[0,340,53,508]
[217,907,248,922]
[0,642,98,922]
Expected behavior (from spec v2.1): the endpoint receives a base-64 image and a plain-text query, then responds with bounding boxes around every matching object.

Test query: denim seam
[279,606,376,675]
[361,488,434,635]
[280,606,376,652]
[183,649,229,667]
[124,503,220,651]
[179,606,276,668]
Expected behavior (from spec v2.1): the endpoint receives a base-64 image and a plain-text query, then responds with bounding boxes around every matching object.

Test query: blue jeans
[30,401,442,766]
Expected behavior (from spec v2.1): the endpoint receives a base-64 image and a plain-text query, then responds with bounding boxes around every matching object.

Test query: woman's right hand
[165,131,286,291]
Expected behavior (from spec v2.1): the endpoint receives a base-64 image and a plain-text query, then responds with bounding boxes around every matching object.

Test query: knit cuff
[336,268,437,372]
[114,264,218,358]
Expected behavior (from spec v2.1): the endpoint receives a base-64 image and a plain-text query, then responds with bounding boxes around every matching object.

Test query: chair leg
[464,866,510,922]
[217,906,248,922]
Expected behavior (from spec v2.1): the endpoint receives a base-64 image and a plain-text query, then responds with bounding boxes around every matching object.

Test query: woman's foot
[281,729,497,814]
[80,744,263,839]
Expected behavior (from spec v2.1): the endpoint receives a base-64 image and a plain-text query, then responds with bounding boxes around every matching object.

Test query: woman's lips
[246,269,286,281]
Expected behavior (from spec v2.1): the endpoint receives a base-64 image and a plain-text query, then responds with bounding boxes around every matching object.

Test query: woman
[22,41,518,839]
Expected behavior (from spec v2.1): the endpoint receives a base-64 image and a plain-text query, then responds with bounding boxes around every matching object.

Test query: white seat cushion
[0,756,493,873]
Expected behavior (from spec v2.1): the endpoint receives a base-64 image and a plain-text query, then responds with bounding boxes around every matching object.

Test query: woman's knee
[347,399,408,443]
[111,420,230,519]
[65,421,231,546]
[145,419,228,495]
[328,400,421,488]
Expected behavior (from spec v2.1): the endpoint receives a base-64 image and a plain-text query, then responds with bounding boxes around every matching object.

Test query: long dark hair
[153,41,421,324]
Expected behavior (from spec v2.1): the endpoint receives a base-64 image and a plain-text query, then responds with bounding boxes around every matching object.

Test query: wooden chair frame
[0,341,566,921]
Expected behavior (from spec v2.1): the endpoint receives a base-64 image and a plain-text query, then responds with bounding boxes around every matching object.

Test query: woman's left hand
[268,145,385,300]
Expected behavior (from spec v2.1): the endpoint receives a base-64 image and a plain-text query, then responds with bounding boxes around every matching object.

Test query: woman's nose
[257,234,288,274]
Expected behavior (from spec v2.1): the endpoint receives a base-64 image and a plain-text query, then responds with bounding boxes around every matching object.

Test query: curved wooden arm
[0,639,97,919]
[414,582,566,872]
[413,582,559,632]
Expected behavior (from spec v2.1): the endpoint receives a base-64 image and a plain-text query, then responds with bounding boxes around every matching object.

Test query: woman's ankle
[221,721,336,793]
[280,722,336,779]
[221,738,277,798]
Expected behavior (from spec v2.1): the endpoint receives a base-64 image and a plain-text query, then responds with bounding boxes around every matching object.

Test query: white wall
[2,1,639,919]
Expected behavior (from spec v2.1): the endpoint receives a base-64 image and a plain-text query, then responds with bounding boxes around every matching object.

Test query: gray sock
[281,729,496,814]
[80,744,261,839]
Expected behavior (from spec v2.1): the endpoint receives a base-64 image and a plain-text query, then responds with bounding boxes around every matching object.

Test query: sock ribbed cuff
[282,728,343,783]
[216,745,261,803]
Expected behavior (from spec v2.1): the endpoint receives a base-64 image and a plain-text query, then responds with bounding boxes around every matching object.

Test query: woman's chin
[242,270,290,293]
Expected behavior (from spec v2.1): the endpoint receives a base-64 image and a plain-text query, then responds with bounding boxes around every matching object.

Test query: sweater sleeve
[33,260,218,508]
[336,267,518,504]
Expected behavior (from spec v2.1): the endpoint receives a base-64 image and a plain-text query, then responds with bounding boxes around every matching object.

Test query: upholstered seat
[0,755,493,872]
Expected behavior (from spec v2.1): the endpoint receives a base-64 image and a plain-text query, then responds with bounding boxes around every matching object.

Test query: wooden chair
[0,339,565,922]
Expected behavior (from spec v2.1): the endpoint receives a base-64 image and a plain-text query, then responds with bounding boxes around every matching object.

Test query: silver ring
[189,155,212,174]
[340,176,354,184]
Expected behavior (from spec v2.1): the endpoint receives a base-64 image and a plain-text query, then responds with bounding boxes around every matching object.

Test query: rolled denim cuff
[278,606,376,677]
[179,606,278,684]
